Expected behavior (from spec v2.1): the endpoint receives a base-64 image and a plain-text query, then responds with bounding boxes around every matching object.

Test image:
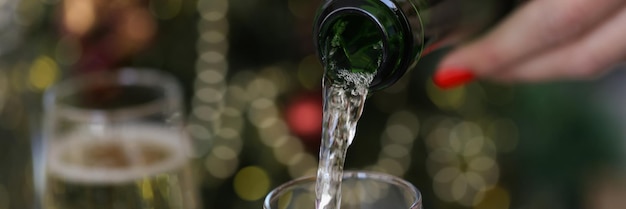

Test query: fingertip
[432,67,475,89]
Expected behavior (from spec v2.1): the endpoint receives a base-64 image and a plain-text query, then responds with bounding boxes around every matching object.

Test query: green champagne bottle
[314,0,519,91]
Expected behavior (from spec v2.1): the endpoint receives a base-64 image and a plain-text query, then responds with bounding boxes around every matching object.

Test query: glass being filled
[264,171,422,209]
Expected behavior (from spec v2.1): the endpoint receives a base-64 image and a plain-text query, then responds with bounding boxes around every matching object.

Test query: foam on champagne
[47,125,189,184]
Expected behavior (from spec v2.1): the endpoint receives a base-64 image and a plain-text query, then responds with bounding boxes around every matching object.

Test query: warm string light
[425,120,499,206]
[197,66,318,201]
[369,110,420,177]
[191,22,314,199]
[190,0,233,183]
[421,76,518,208]
[245,68,317,178]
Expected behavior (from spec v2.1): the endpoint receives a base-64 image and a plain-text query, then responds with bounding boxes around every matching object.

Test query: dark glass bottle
[314,0,519,91]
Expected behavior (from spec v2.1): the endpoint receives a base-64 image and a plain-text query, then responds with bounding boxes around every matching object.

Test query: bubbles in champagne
[47,125,189,184]
[335,69,375,87]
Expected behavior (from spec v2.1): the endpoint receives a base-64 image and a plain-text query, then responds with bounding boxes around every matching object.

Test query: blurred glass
[37,68,200,209]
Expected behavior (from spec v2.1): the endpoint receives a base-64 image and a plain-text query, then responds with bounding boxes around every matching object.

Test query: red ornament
[285,93,322,141]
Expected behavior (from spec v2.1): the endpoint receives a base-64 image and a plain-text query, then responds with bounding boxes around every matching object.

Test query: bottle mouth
[317,10,385,83]
[314,0,421,91]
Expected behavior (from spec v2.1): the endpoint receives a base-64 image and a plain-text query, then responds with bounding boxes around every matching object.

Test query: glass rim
[43,67,182,122]
[263,170,422,209]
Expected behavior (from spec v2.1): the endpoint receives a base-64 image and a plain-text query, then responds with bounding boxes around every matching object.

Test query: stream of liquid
[315,69,373,209]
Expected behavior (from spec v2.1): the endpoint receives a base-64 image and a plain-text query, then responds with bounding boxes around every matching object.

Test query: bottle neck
[314,0,421,91]
[314,0,516,91]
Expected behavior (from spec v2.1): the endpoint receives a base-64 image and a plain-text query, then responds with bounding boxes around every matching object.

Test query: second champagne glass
[40,68,199,209]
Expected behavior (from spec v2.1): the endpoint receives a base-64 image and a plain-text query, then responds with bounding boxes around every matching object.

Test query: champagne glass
[264,171,422,209]
[39,68,199,209]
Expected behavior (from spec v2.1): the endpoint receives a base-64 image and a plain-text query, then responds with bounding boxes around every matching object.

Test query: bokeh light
[28,55,58,91]
[248,98,279,127]
[259,122,290,148]
[204,154,239,179]
[212,145,237,160]
[425,118,500,206]
[191,0,234,190]
[286,95,322,138]
[296,55,323,90]
[200,51,226,63]
[426,79,466,111]
[198,0,228,21]
[474,186,511,209]
[273,136,304,165]
[233,166,270,201]
[287,153,317,177]
[373,110,419,177]
[198,69,225,84]
[61,0,94,35]
[247,77,279,99]
[196,87,224,103]
[202,31,226,43]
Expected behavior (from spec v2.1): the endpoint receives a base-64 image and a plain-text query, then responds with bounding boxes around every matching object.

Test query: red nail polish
[433,68,475,89]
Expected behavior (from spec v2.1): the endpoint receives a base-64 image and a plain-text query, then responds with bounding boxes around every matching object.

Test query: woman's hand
[433,0,626,88]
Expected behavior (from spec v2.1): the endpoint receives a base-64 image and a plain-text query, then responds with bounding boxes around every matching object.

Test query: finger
[492,6,626,82]
[432,0,626,88]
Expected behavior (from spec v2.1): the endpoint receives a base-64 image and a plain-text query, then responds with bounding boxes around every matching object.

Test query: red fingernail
[433,68,475,89]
